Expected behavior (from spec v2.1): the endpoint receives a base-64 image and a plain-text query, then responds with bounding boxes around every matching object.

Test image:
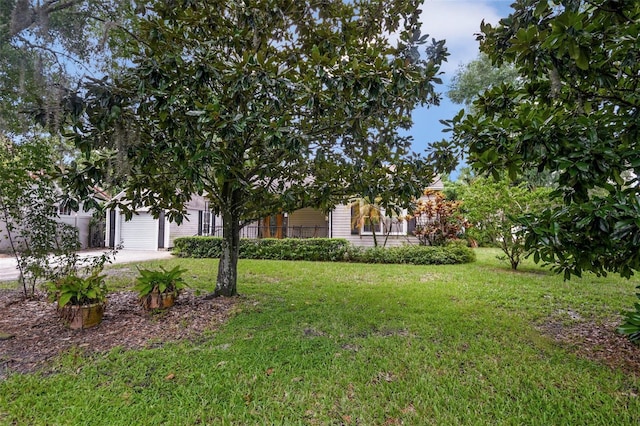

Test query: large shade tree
[1,0,132,137]
[445,52,557,187]
[71,0,448,296]
[434,0,640,280]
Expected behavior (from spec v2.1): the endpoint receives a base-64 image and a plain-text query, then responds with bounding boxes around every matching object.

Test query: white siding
[58,216,92,249]
[168,209,200,247]
[0,221,14,252]
[1,209,96,252]
[330,204,419,248]
[242,224,260,239]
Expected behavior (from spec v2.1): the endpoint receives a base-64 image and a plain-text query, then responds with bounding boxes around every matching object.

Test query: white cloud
[420,1,504,74]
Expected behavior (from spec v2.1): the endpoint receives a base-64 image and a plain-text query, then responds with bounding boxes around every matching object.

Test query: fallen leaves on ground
[538,318,640,375]
[0,289,236,378]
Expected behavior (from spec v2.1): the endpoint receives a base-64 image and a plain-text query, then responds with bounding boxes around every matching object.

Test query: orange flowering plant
[412,189,470,246]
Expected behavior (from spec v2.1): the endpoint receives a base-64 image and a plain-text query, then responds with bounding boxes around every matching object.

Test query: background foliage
[435,0,640,280]
[460,176,553,269]
[412,189,469,246]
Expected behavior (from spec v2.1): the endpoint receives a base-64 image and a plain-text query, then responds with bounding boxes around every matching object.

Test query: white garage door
[120,213,158,250]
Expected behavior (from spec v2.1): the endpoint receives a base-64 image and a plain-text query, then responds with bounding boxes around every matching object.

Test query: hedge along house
[106,177,443,250]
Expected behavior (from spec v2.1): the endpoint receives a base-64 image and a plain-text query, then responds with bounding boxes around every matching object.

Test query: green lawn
[1,249,639,425]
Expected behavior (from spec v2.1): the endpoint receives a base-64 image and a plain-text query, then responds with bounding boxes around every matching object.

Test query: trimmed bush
[171,236,223,258]
[173,237,350,262]
[173,237,475,265]
[347,241,475,265]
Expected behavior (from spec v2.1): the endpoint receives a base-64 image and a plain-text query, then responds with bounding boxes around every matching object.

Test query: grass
[1,248,639,425]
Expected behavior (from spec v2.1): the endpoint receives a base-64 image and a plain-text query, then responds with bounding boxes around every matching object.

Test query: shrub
[47,271,108,308]
[348,241,475,265]
[173,237,475,265]
[173,237,351,262]
[412,189,470,246]
[617,285,640,345]
[460,176,554,270]
[134,265,189,297]
[172,236,222,258]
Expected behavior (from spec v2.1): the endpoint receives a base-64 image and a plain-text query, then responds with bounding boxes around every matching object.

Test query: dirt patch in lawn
[538,318,640,375]
[0,289,237,379]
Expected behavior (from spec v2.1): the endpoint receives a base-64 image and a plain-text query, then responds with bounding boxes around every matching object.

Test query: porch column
[114,207,121,249]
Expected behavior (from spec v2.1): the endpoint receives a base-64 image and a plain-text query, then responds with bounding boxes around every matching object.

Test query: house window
[362,216,382,234]
[199,202,214,236]
[351,206,408,236]
[381,215,407,235]
[58,204,72,216]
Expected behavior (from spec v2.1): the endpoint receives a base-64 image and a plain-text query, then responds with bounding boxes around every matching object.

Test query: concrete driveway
[0,250,174,282]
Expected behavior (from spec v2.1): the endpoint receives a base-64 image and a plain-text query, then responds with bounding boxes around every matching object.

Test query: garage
[118,211,163,250]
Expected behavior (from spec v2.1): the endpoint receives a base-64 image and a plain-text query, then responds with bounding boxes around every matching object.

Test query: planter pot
[59,302,105,330]
[140,291,176,310]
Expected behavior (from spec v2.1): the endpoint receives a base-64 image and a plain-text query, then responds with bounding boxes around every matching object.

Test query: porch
[206,207,329,239]
[209,224,329,239]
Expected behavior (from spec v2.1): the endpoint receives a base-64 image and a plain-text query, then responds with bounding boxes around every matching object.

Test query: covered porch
[211,207,329,239]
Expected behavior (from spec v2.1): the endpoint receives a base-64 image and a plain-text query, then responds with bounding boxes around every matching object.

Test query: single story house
[106,177,444,251]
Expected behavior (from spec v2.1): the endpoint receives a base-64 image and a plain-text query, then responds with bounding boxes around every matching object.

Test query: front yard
[1,248,639,424]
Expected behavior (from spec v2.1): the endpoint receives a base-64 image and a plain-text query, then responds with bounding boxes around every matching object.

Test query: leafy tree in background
[446,52,557,186]
[447,53,520,109]
[71,0,448,297]
[461,176,553,270]
[0,137,79,297]
[0,0,131,137]
[435,0,640,280]
[441,167,475,201]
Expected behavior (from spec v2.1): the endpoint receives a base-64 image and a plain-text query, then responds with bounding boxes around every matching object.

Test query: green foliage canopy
[0,1,131,136]
[435,0,640,279]
[461,176,553,269]
[72,0,449,296]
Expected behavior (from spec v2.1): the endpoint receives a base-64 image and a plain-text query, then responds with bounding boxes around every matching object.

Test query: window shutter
[407,217,416,235]
[197,211,203,235]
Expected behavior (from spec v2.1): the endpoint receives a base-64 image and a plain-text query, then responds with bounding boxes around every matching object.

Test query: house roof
[428,175,444,191]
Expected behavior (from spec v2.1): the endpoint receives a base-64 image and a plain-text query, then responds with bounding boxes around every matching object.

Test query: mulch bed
[538,319,640,375]
[0,289,236,379]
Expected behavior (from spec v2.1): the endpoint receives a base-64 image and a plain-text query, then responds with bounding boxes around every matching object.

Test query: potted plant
[135,265,188,310]
[47,271,108,329]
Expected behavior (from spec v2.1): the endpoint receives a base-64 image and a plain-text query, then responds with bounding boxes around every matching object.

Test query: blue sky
[409,0,514,154]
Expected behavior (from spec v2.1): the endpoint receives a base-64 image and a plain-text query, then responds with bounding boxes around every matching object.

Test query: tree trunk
[371,221,378,247]
[213,208,240,297]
